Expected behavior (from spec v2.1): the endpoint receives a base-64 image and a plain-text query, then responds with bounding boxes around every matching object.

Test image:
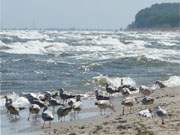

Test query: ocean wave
[0,31,180,64]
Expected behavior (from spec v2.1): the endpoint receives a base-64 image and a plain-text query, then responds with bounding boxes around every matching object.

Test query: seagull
[51,91,59,99]
[119,79,137,92]
[95,90,110,100]
[105,83,120,96]
[139,85,152,96]
[59,88,76,103]
[4,98,19,119]
[21,93,46,108]
[95,100,115,115]
[121,97,137,115]
[141,96,154,105]
[68,95,82,119]
[43,91,59,101]
[118,87,131,97]
[138,108,153,118]
[57,105,72,122]
[123,85,137,91]
[155,106,168,125]
[4,96,11,113]
[21,93,39,103]
[48,97,64,111]
[42,106,54,128]
[28,104,40,120]
[31,99,46,108]
[155,81,166,88]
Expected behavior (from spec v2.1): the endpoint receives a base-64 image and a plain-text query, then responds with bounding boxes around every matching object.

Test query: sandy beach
[40,87,180,135]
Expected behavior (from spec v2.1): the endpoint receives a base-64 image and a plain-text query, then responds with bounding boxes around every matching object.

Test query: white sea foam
[163,76,180,87]
[93,75,136,88]
[0,30,49,40]
[93,75,180,89]
[0,41,69,55]
[0,41,6,46]
[12,97,30,108]
[0,30,180,64]
[92,36,122,45]
[150,76,180,90]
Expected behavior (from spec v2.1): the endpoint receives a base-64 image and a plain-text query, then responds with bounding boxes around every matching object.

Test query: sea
[0,30,180,135]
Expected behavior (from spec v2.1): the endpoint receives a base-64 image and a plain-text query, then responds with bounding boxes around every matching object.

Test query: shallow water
[0,98,100,135]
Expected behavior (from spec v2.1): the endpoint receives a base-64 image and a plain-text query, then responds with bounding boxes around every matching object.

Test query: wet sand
[42,87,180,135]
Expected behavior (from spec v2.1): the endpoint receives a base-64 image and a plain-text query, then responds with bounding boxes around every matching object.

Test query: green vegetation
[128,3,180,29]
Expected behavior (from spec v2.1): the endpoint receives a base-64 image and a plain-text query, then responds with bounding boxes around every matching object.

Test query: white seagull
[95,100,115,115]
[155,106,168,125]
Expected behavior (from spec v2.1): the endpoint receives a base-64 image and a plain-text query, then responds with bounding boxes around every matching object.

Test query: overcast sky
[0,0,179,29]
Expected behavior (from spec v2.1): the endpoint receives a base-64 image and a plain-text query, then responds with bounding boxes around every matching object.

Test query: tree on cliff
[128,3,180,29]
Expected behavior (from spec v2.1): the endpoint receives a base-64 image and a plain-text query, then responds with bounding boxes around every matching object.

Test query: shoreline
[41,87,180,135]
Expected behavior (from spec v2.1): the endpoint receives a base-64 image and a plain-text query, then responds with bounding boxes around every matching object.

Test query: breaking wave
[0,30,180,64]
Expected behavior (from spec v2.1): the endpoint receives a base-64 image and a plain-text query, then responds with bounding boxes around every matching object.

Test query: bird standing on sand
[155,106,168,125]
[95,90,110,100]
[59,88,76,103]
[28,104,40,120]
[139,85,152,96]
[141,96,154,105]
[95,100,115,115]
[42,106,54,128]
[118,87,131,97]
[121,97,137,115]
[138,108,153,118]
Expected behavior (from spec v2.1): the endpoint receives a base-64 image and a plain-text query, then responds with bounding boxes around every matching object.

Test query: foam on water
[12,97,30,109]
[93,75,136,88]
[163,76,180,87]
[0,30,49,40]
[92,36,121,45]
[0,30,180,64]
[0,41,69,55]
